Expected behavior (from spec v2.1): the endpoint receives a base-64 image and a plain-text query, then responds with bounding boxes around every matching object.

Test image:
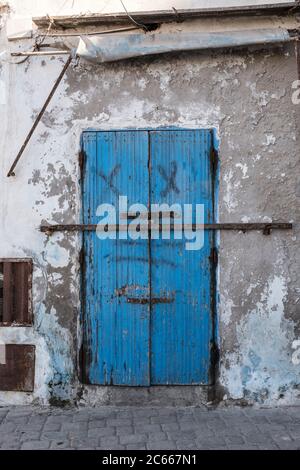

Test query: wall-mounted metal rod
[7,55,72,177]
[40,222,293,236]
[43,25,140,37]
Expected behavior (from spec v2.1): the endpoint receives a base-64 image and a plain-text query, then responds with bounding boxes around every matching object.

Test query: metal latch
[127,297,175,305]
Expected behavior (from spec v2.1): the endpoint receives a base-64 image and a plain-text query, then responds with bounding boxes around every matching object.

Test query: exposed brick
[147,441,177,450]
[116,425,134,436]
[99,436,119,447]
[147,432,168,442]
[21,440,50,450]
[119,433,147,445]
[135,423,161,433]
[88,419,106,429]
[88,427,116,438]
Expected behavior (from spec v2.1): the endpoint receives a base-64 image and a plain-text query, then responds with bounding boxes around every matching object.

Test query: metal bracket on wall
[40,222,293,236]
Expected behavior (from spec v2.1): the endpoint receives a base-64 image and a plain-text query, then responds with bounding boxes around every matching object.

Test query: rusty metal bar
[44,25,140,38]
[127,297,174,305]
[7,55,72,177]
[11,50,70,57]
[40,222,293,235]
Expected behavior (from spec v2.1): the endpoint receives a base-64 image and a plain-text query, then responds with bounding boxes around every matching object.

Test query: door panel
[82,131,150,386]
[150,130,214,384]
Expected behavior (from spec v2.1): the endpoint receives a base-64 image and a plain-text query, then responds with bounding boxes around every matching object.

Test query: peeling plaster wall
[0,3,300,406]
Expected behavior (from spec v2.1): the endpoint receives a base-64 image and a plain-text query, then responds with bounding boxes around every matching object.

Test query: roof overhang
[33,2,300,29]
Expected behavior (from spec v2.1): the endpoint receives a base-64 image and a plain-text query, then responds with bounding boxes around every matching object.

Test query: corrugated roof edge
[33,2,300,29]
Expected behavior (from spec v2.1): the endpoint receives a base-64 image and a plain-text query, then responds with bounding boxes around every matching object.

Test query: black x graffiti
[158,161,180,198]
[99,164,121,196]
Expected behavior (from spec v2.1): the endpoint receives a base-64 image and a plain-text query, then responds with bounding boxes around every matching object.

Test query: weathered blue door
[82,129,215,386]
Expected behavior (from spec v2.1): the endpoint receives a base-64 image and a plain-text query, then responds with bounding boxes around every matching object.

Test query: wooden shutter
[0,260,32,325]
[0,345,35,392]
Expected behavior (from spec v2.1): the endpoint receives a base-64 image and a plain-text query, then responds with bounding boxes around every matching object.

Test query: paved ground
[0,405,300,450]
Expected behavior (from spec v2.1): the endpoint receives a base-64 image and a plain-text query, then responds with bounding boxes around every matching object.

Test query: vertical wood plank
[1,261,32,325]
[14,263,29,324]
[150,130,214,385]
[0,263,3,323]
[2,262,14,323]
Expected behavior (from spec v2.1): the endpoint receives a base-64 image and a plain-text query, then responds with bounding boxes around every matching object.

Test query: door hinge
[210,147,219,175]
[78,150,85,178]
[79,247,84,266]
[210,247,218,266]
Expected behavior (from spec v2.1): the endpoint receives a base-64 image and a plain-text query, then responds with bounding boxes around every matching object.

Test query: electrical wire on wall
[119,0,148,32]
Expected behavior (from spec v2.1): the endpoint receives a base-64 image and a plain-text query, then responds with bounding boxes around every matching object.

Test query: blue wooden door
[82,129,215,386]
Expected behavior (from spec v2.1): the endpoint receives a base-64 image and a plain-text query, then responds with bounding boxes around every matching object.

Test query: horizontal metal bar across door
[41,222,293,234]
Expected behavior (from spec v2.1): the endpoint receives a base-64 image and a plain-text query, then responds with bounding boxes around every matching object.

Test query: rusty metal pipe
[127,297,174,305]
[43,25,139,37]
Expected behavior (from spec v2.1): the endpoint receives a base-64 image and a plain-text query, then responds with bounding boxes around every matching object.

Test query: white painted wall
[0,0,299,407]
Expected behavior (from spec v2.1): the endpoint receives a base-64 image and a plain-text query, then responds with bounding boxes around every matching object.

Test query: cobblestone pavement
[0,405,300,450]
